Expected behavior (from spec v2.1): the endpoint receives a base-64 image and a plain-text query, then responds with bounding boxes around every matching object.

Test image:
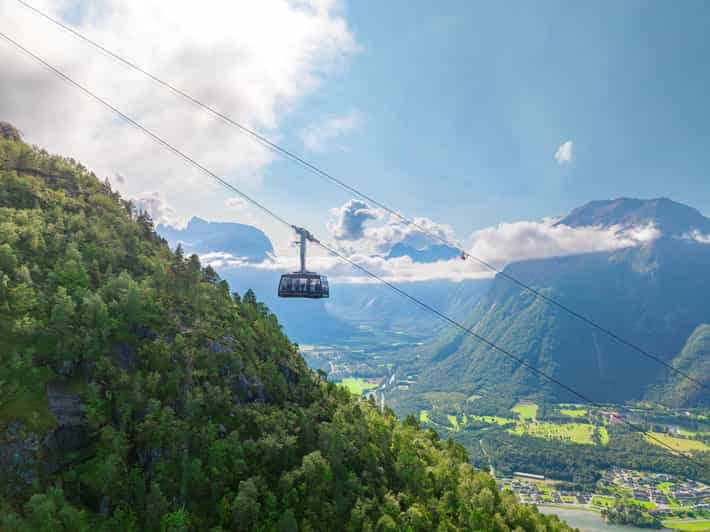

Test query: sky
[1,0,710,280]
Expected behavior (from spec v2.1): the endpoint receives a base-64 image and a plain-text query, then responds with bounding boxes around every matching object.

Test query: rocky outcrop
[0,421,39,492]
[111,342,137,372]
[46,380,85,426]
[42,380,93,473]
[219,355,265,403]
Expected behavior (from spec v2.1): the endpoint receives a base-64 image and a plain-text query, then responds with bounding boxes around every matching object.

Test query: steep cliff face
[0,126,569,530]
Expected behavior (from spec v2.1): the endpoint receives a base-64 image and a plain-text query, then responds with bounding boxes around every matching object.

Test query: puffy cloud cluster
[555,140,574,164]
[328,199,382,240]
[301,108,364,152]
[682,230,710,244]
[209,203,660,283]
[200,248,490,283]
[0,0,357,218]
[224,197,248,212]
[199,251,256,266]
[468,219,660,270]
[327,199,457,254]
[367,217,458,253]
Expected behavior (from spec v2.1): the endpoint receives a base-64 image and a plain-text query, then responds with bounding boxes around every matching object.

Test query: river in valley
[539,506,672,531]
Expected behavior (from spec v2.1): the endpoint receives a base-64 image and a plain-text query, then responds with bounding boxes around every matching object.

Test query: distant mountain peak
[557,197,710,236]
[157,217,273,262]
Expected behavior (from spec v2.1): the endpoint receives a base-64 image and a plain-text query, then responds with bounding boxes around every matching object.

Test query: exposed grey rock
[0,422,39,489]
[209,335,236,355]
[279,362,299,385]
[251,376,265,403]
[51,359,78,378]
[6,420,24,437]
[236,373,251,398]
[132,324,158,340]
[111,342,137,372]
[210,340,231,354]
[220,356,244,379]
[228,371,265,403]
[43,380,92,473]
[99,496,111,517]
[46,380,84,425]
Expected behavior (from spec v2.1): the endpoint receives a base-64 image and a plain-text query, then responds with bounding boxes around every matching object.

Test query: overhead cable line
[16,0,708,396]
[2,29,707,476]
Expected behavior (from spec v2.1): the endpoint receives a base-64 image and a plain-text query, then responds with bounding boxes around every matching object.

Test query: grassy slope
[663,519,710,531]
[644,432,710,453]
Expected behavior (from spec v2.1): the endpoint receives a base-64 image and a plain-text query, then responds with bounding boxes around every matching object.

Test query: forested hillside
[0,123,569,530]
[651,324,710,408]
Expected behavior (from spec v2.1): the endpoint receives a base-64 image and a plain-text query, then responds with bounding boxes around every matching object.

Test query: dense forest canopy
[0,123,570,530]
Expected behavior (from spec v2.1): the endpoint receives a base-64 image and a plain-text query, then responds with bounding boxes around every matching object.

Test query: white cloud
[0,0,357,216]
[467,220,659,270]
[301,108,364,151]
[681,230,710,244]
[328,199,382,240]
[200,248,491,283]
[366,216,457,254]
[131,190,186,228]
[554,140,574,164]
[224,197,248,211]
[327,199,458,254]
[207,207,660,283]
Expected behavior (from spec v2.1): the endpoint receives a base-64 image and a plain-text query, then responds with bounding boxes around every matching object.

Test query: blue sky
[2,0,709,261]
[267,0,710,238]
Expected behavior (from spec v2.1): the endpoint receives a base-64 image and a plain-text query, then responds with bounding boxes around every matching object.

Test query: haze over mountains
[160,198,710,408]
[157,218,489,343]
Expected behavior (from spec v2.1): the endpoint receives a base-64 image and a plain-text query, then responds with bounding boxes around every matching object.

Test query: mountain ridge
[157,216,273,262]
[407,197,710,407]
[557,197,710,236]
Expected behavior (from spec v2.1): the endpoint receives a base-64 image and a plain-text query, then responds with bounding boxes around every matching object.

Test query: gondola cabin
[278,225,330,299]
[278,273,329,298]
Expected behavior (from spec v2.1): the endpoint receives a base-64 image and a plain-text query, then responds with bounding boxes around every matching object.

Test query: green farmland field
[512,402,538,420]
[508,421,600,445]
[643,432,710,453]
[662,519,710,531]
[560,408,587,418]
[338,377,378,395]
